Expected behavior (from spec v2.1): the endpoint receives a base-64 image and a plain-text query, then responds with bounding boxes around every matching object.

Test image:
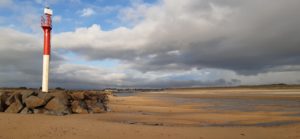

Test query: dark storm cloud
[50,71,240,89]
[72,47,137,61]
[121,78,241,89]
[133,0,300,75]
[0,28,64,87]
[55,0,300,75]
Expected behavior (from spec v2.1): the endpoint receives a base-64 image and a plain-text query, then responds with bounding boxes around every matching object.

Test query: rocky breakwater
[0,90,109,116]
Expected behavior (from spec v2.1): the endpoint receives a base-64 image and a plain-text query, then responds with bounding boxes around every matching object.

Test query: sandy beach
[1,0,299,138]
[1,88,300,139]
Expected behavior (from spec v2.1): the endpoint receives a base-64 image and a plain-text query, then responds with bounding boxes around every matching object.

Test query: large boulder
[95,93,109,111]
[37,92,55,103]
[70,92,109,114]
[20,91,37,103]
[5,93,16,106]
[5,93,24,113]
[0,91,10,112]
[84,92,108,113]
[45,98,71,115]
[71,100,88,114]
[84,91,107,100]
[85,99,106,113]
[70,92,85,100]
[44,92,71,115]
[24,96,45,109]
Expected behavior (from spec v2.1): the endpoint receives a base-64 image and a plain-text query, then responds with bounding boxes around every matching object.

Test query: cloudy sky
[0,0,300,89]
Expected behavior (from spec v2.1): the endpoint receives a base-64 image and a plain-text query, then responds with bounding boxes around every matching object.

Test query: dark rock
[21,91,37,103]
[5,93,24,113]
[5,93,16,106]
[83,91,97,100]
[70,92,85,100]
[5,102,24,113]
[96,93,109,111]
[0,92,10,112]
[37,92,55,103]
[85,99,106,113]
[71,100,88,114]
[44,92,71,115]
[45,98,71,115]
[0,90,110,115]
[49,92,71,101]
[86,92,109,112]
[24,96,45,109]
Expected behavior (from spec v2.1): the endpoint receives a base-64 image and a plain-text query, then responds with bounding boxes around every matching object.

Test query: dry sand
[1,88,300,139]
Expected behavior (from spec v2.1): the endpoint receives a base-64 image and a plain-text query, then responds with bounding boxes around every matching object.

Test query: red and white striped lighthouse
[41,7,53,92]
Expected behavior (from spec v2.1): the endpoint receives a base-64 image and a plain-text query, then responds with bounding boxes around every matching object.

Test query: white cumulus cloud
[80,8,95,17]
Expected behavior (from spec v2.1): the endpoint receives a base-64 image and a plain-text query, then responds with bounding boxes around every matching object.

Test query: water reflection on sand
[111,89,300,127]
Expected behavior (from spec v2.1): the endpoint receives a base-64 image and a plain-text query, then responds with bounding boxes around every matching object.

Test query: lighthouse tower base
[42,55,50,92]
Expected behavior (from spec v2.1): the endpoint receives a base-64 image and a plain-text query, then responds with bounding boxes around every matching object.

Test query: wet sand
[1,88,300,139]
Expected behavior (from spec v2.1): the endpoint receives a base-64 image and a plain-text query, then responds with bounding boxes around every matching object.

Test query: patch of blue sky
[94,0,157,7]
[51,0,158,31]
[1,0,159,33]
[77,59,120,68]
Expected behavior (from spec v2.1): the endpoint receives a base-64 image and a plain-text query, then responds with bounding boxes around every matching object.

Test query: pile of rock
[0,90,109,116]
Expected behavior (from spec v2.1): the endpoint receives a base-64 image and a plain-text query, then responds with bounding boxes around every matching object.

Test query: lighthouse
[41,7,53,92]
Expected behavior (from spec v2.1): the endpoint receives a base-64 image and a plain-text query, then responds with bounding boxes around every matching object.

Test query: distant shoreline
[1,83,300,91]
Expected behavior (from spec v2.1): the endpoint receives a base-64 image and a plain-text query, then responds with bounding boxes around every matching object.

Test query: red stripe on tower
[43,28,51,55]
